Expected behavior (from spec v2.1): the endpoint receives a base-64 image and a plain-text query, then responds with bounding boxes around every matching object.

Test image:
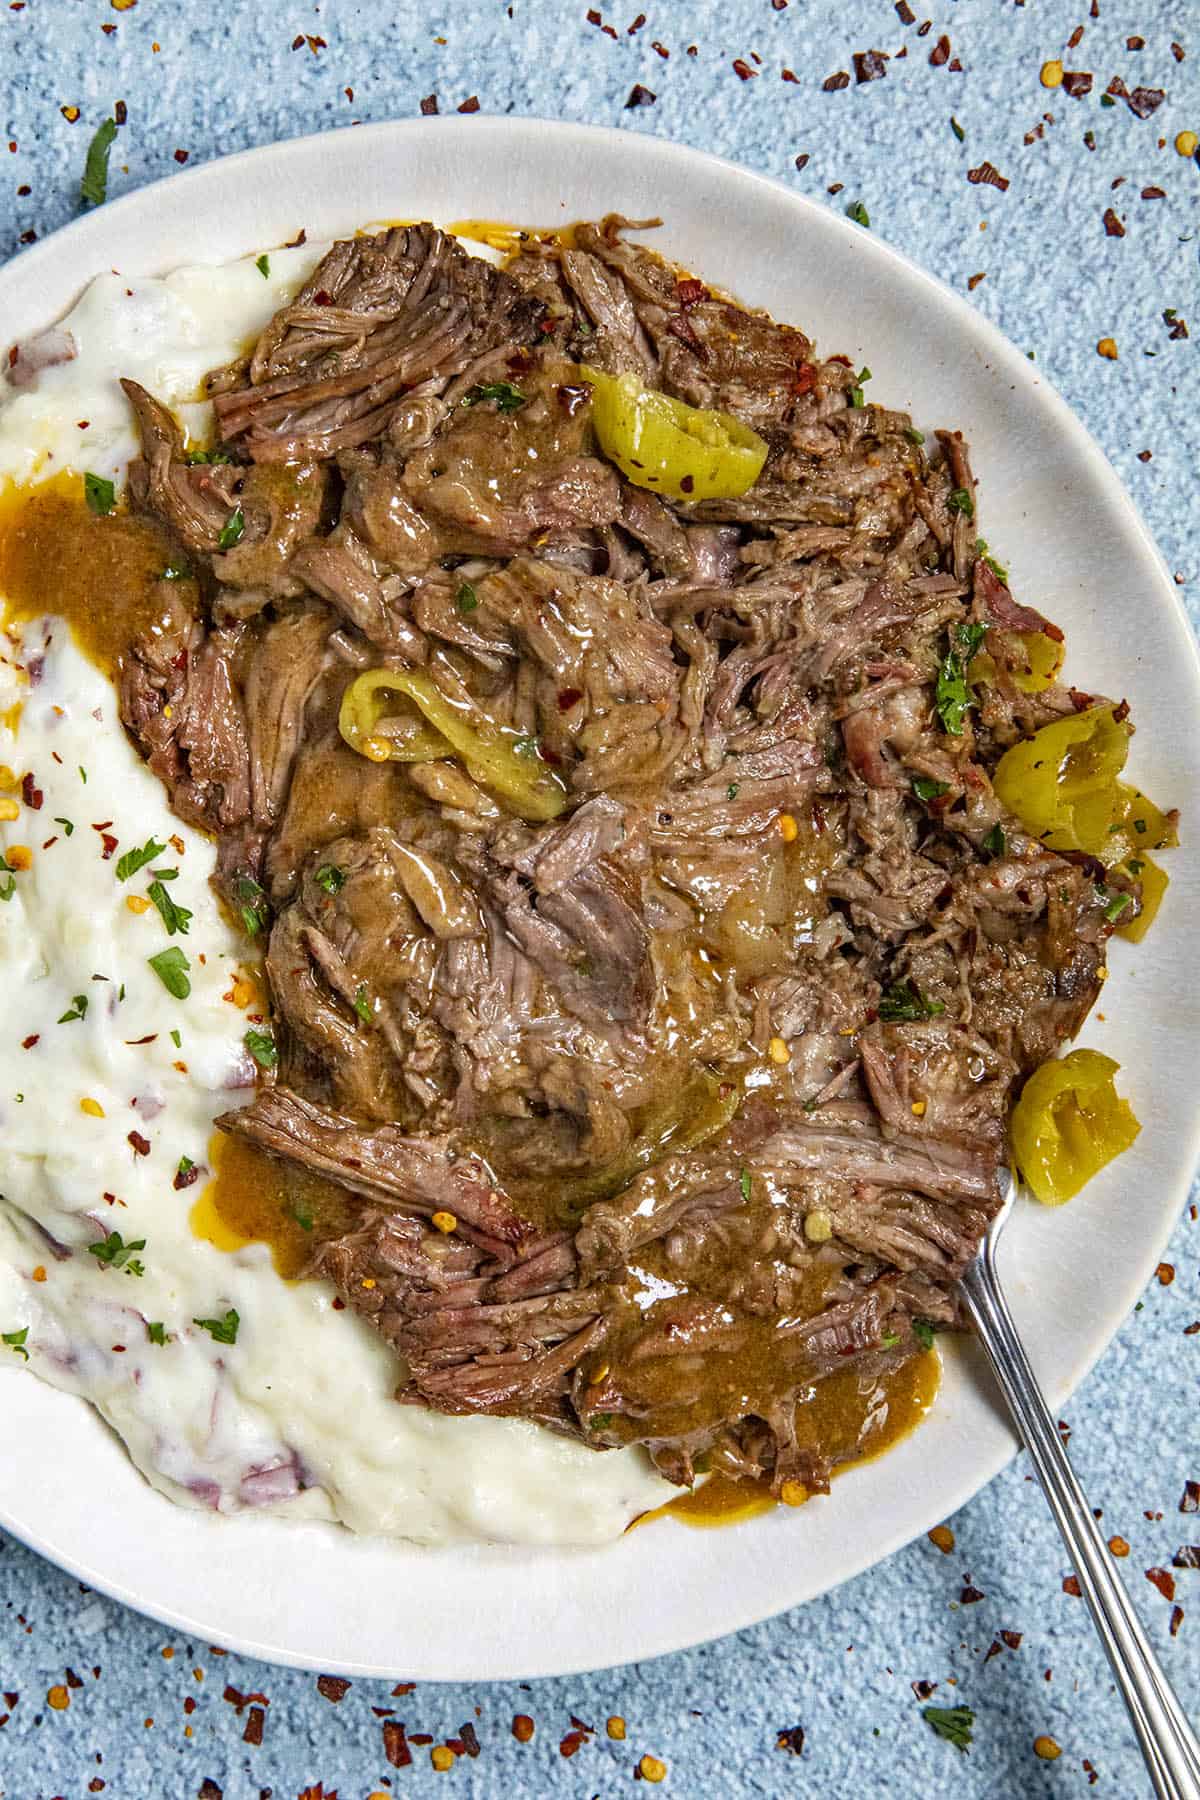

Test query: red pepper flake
[391,1682,415,1696]
[124,1034,157,1046]
[173,149,189,164]
[290,33,304,49]
[822,70,850,90]
[1157,1261,1176,1284]
[198,1784,223,1800]
[457,95,480,113]
[420,93,438,115]
[382,1718,412,1767]
[1184,1321,1200,1334]
[313,289,333,306]
[556,687,583,713]
[459,1721,481,1758]
[304,34,326,52]
[1102,207,1126,236]
[1062,1574,1082,1597]
[1126,86,1165,118]
[6,346,16,369]
[1146,1566,1177,1602]
[792,361,818,394]
[1172,42,1185,63]
[1173,1546,1200,1568]
[911,1679,937,1699]
[512,1713,535,1742]
[1164,310,1190,339]
[242,1704,265,1745]
[21,1034,39,1050]
[1000,1629,1023,1650]
[316,1675,350,1703]
[1170,1604,1185,1637]
[127,1130,151,1157]
[917,18,931,34]
[1142,185,1166,199]
[960,1584,985,1604]
[627,11,645,31]
[967,272,986,291]
[896,0,915,19]
[1062,70,1093,97]
[651,40,668,57]
[18,228,35,245]
[16,183,29,195]
[776,1723,806,1753]
[1068,24,1085,48]
[947,57,962,71]
[559,1729,587,1757]
[19,773,41,809]
[1126,34,1144,49]
[732,58,757,81]
[625,83,656,106]
[968,161,1010,191]
[222,1684,269,1712]
[983,1640,1004,1663]
[409,1732,433,1745]
[114,99,127,125]
[929,34,950,66]
[853,49,889,83]
[173,1159,200,1190]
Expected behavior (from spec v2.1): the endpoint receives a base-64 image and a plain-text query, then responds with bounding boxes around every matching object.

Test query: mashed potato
[0,247,672,1545]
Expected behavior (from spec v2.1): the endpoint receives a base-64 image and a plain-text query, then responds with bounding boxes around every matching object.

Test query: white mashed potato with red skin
[0,245,673,1544]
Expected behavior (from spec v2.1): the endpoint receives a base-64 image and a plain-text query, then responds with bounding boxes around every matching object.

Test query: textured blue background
[1,2,1198,1795]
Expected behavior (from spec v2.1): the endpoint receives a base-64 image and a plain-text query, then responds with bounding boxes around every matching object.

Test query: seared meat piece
[122,378,242,554]
[243,605,332,827]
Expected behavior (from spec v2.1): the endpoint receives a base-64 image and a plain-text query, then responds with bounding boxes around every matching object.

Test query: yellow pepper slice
[1096,782,1179,870]
[1114,853,1168,942]
[337,667,567,821]
[992,706,1131,853]
[969,630,1065,696]
[1010,1048,1140,1206]
[579,365,768,501]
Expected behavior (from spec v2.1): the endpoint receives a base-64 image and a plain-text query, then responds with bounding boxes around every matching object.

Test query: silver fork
[959,1171,1200,1800]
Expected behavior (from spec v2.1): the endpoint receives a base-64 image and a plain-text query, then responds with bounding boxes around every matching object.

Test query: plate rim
[2,112,1198,1681]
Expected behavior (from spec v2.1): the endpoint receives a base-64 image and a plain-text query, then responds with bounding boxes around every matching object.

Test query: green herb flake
[913,1318,936,1351]
[905,427,926,446]
[455,582,479,613]
[1104,892,1132,923]
[935,649,972,735]
[185,447,233,466]
[169,1028,182,1049]
[957,621,986,658]
[588,1412,617,1430]
[84,472,116,516]
[217,506,245,551]
[244,1028,278,1070]
[727,782,740,800]
[288,1199,315,1233]
[148,946,191,999]
[53,816,75,836]
[463,381,527,413]
[923,1704,975,1751]
[511,736,540,759]
[80,116,118,208]
[850,364,872,407]
[3,1326,29,1361]
[193,1308,239,1346]
[161,560,192,581]
[352,984,373,1026]
[79,765,87,784]
[983,823,1007,857]
[116,837,167,882]
[950,116,965,143]
[314,863,346,895]
[177,1154,194,1179]
[845,199,871,228]
[912,776,950,803]
[235,874,269,937]
[148,877,192,936]
[88,1229,146,1275]
[739,1167,753,1203]
[878,980,945,1023]
[948,486,975,520]
[255,253,271,279]
[0,857,15,903]
[146,1321,167,1346]
[58,994,89,1024]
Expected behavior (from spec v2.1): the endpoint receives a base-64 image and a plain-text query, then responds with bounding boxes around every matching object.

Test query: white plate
[2,117,1198,1681]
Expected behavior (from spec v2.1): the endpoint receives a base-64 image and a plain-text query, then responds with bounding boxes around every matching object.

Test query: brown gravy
[191,1129,357,1280]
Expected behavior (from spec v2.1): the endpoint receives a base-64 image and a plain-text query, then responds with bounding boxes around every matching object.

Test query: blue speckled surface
[1,2,1197,1795]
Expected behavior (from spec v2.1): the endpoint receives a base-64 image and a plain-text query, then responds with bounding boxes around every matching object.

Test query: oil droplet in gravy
[191,1130,357,1280]
[636,1349,941,1531]
[0,477,177,675]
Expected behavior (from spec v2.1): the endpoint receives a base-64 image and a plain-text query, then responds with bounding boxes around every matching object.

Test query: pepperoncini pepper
[337,667,568,821]
[1010,1048,1140,1206]
[579,366,768,501]
[992,706,1133,854]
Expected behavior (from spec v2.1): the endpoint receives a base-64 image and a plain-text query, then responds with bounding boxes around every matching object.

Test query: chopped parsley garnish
[235,874,269,937]
[3,1326,29,1361]
[177,1155,195,1180]
[146,1321,167,1346]
[881,1332,900,1348]
[53,816,75,836]
[1104,891,1132,923]
[850,365,872,407]
[588,1412,617,1430]
[148,946,191,999]
[878,980,945,1023]
[974,537,1009,584]
[58,994,89,1024]
[84,472,116,515]
[727,782,740,801]
[455,582,479,613]
[950,115,965,143]
[217,506,245,551]
[739,1167,753,1203]
[947,486,975,520]
[88,1229,146,1276]
[934,625,985,736]
[184,447,233,465]
[0,857,15,903]
[255,253,271,278]
[193,1309,239,1346]
[79,765,88,784]
[287,1198,315,1233]
[923,1704,975,1751]
[314,863,346,895]
[912,776,949,802]
[244,1028,278,1070]
[982,823,1006,857]
[905,427,926,446]
[80,116,118,207]
[845,199,870,228]
[462,380,527,413]
[912,1318,937,1351]
[169,1028,182,1048]
[352,984,373,1025]
[116,837,167,881]
[161,560,192,581]
[148,875,192,936]
[511,736,540,758]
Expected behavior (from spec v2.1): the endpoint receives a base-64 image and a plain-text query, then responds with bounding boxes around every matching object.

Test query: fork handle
[960,1239,1200,1800]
